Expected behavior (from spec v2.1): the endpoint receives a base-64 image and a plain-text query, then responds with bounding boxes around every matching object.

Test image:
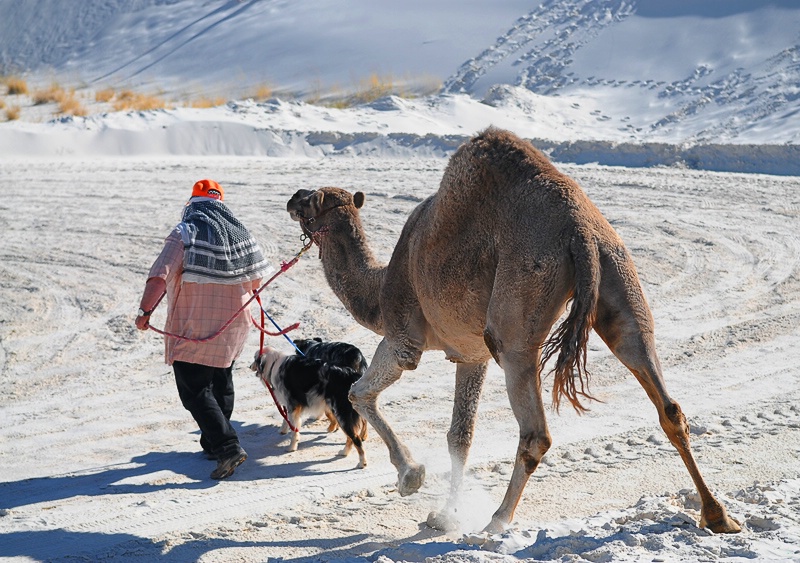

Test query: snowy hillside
[445,0,800,145]
[1,0,799,171]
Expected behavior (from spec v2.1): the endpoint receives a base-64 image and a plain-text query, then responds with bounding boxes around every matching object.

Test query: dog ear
[250,352,268,374]
[313,337,322,343]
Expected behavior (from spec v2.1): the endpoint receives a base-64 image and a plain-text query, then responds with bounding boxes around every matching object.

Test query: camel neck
[318,221,385,335]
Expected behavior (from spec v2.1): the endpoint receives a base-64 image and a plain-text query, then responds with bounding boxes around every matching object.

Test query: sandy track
[0,157,798,561]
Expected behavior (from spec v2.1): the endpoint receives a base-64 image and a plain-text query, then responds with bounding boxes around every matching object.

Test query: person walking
[135,179,270,480]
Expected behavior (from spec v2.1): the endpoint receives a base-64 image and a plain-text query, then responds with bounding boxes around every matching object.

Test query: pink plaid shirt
[148,230,262,368]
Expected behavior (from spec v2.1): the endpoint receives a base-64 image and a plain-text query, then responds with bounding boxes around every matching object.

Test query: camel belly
[414,275,494,364]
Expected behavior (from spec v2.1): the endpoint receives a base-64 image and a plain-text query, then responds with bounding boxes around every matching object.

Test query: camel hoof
[701,513,742,534]
[483,517,508,534]
[398,464,425,496]
[426,509,459,532]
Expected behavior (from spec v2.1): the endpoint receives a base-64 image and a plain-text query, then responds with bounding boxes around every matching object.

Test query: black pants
[173,361,240,458]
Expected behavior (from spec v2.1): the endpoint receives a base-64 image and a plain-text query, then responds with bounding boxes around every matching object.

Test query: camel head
[286,187,365,235]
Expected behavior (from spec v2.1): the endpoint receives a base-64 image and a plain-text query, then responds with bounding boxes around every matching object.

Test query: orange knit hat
[191,179,224,201]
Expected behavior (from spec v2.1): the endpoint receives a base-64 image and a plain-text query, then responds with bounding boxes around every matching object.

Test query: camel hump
[449,127,558,182]
[434,127,577,223]
[541,227,601,413]
[470,127,556,172]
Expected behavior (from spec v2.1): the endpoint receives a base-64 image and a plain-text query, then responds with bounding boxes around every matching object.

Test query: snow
[1,1,800,562]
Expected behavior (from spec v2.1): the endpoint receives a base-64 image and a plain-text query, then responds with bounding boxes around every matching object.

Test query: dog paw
[337,447,349,457]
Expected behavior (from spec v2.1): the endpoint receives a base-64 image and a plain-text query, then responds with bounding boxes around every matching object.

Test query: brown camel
[286,127,741,534]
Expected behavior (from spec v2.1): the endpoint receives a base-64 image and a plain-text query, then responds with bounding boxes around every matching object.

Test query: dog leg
[355,443,367,469]
[338,437,353,457]
[280,418,289,435]
[337,418,367,468]
[287,406,302,452]
[326,410,339,433]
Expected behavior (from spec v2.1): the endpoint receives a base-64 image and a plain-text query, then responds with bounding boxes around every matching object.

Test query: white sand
[1,156,799,562]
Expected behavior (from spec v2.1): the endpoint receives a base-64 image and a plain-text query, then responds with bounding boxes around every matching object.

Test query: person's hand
[135,313,151,330]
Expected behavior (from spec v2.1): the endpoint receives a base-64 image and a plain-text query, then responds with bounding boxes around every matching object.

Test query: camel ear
[310,190,325,213]
[353,191,365,209]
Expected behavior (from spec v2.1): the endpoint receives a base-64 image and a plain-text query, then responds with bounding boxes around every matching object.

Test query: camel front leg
[349,338,425,495]
[427,362,488,531]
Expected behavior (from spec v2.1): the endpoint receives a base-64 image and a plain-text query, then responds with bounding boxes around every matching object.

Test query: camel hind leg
[594,257,740,533]
[478,260,570,532]
[348,338,425,494]
[484,347,551,533]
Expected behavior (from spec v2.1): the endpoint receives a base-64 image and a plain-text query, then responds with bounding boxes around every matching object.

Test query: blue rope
[261,306,305,356]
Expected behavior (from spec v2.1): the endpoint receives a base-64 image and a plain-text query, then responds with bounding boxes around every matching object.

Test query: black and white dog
[250,338,369,468]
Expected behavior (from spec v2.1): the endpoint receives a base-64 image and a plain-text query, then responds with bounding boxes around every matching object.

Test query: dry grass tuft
[95,88,115,103]
[5,105,21,121]
[31,82,87,115]
[5,76,29,95]
[251,84,273,101]
[318,72,439,108]
[112,90,167,112]
[58,90,87,116]
[190,96,226,108]
[33,83,66,105]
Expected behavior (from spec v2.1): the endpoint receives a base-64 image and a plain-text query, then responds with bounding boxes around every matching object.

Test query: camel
[285,127,741,534]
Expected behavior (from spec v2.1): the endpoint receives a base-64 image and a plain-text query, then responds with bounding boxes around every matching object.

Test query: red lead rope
[146,236,314,432]
[146,237,313,342]
[255,292,299,432]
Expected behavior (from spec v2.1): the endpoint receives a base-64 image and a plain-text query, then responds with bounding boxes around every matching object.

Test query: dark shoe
[211,446,247,480]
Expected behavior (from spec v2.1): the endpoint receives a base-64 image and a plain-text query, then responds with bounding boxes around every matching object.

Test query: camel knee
[393,345,422,370]
[348,378,375,412]
[518,431,552,473]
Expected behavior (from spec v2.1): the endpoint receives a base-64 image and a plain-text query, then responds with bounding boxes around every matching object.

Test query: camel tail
[541,229,600,414]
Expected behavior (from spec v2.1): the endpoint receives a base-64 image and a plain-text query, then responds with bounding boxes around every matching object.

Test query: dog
[292,337,369,431]
[250,339,369,468]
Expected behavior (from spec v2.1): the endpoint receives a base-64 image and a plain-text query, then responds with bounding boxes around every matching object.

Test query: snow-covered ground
[1,1,800,561]
[2,157,799,562]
